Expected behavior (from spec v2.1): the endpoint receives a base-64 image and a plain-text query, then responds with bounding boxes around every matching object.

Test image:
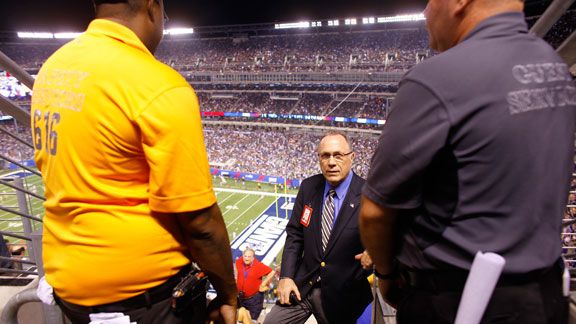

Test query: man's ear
[454,0,475,15]
[146,0,157,22]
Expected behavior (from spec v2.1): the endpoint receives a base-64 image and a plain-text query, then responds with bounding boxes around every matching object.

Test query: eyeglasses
[319,151,353,162]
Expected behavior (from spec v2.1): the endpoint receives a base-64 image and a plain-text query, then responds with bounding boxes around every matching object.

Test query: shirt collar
[324,171,354,200]
[85,19,153,57]
[462,11,528,43]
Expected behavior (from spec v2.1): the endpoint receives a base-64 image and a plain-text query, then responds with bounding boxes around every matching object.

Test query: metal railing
[0,285,40,324]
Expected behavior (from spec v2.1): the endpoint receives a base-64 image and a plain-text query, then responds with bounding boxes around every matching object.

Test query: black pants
[55,265,206,324]
[396,263,568,324]
[57,294,199,324]
[240,292,265,320]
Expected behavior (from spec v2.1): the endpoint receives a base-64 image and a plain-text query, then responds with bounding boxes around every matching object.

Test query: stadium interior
[0,0,574,322]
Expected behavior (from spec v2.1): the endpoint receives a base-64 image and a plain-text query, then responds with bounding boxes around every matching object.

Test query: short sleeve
[257,262,273,278]
[363,79,450,209]
[136,86,216,213]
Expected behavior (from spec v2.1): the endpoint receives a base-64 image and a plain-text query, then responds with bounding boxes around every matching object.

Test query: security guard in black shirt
[360,0,576,323]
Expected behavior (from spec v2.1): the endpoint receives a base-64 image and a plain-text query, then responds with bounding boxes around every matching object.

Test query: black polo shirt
[364,12,576,273]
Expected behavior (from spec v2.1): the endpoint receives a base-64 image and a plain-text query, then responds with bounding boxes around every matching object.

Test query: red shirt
[235,257,272,298]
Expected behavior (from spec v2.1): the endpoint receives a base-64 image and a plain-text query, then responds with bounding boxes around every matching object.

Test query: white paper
[454,251,506,324]
[89,312,135,324]
[563,264,570,297]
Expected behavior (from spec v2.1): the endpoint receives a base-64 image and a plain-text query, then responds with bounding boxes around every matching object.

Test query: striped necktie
[321,188,336,252]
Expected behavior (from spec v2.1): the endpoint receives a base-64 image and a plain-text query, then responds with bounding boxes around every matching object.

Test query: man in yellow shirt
[31,0,237,323]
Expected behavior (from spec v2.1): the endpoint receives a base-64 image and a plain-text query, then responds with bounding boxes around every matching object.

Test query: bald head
[93,0,165,53]
[425,0,524,52]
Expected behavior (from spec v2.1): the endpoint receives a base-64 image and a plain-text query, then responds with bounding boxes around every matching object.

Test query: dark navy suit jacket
[281,172,372,323]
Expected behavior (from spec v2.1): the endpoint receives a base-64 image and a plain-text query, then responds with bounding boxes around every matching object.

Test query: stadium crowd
[155,28,430,73]
[197,92,390,121]
[563,175,576,251]
[203,125,378,180]
[0,122,34,167]
[0,119,379,181]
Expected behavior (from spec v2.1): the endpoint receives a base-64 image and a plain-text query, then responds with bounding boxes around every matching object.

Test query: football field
[216,188,294,242]
[0,172,296,261]
[0,171,45,238]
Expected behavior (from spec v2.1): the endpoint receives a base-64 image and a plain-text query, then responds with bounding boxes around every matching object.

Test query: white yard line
[226,196,272,228]
[217,192,237,205]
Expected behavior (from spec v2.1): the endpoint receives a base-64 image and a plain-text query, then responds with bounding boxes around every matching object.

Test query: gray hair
[319,131,353,152]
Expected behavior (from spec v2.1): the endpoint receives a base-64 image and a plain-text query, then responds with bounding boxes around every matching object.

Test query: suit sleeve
[280,182,306,278]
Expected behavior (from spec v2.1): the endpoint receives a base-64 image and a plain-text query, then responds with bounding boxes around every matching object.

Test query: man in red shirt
[236,247,275,321]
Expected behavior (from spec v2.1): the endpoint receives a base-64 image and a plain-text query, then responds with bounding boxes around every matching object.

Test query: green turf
[0,172,45,245]
[218,191,278,241]
[0,173,294,248]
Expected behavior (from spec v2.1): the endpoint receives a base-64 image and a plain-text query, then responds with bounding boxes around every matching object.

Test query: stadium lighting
[327,20,340,27]
[377,13,425,23]
[17,32,53,39]
[311,21,322,27]
[344,18,357,26]
[163,28,194,35]
[274,22,310,29]
[54,32,83,39]
[362,17,376,24]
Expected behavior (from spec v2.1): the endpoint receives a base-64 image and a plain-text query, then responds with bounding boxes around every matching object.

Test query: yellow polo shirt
[31,19,216,305]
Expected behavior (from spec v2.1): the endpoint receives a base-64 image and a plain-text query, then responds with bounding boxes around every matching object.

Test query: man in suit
[264,131,372,324]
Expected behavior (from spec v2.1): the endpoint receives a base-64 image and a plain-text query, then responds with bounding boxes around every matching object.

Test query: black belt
[55,264,191,313]
[403,260,562,292]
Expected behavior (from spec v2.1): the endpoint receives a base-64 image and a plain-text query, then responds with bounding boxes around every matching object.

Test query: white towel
[36,276,55,306]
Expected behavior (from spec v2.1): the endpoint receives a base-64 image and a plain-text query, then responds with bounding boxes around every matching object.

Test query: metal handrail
[0,286,39,324]
[0,96,30,128]
[0,126,34,150]
[0,180,44,202]
[0,153,41,177]
[0,268,38,276]
[530,0,576,38]
[0,50,35,90]
[0,256,36,265]
[0,232,32,242]
[0,206,42,223]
